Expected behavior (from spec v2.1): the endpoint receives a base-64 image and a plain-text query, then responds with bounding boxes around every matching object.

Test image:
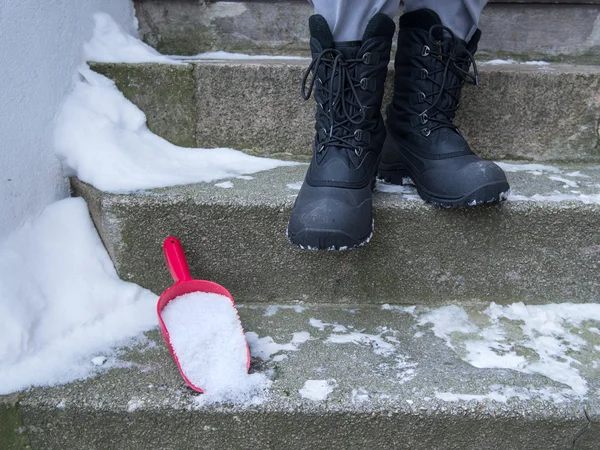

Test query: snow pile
[299,379,337,401]
[0,198,157,395]
[161,292,270,404]
[55,66,297,193]
[418,302,600,395]
[84,13,177,64]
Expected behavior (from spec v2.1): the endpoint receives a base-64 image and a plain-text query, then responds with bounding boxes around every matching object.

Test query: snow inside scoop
[157,237,250,393]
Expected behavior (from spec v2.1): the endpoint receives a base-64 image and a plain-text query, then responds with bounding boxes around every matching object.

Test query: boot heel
[378,167,411,186]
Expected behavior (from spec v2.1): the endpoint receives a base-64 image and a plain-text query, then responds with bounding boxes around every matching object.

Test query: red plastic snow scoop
[157,236,251,393]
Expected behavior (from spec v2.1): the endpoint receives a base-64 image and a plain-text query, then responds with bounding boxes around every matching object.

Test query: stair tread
[80,161,600,206]
[18,303,600,448]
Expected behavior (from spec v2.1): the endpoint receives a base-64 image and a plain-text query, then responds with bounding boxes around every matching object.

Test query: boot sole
[378,168,510,208]
[286,220,374,251]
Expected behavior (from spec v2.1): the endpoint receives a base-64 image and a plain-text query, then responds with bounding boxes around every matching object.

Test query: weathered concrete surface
[134,0,311,56]
[0,394,29,449]
[92,61,600,162]
[89,62,197,148]
[71,162,600,305]
[134,0,600,63]
[12,304,600,449]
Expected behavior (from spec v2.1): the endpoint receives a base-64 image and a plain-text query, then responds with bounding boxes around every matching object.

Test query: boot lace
[419,25,479,136]
[301,49,371,157]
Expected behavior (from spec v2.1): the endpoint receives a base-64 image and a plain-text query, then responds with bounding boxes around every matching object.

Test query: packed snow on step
[54,66,298,193]
[0,198,157,395]
[416,303,600,396]
[84,13,178,64]
[161,292,271,404]
[173,50,309,61]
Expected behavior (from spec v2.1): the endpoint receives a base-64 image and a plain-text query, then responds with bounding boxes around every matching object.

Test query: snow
[309,318,348,333]
[245,331,310,360]
[161,292,270,404]
[91,356,107,366]
[54,66,298,193]
[494,162,562,174]
[172,51,309,61]
[214,181,234,189]
[286,182,303,190]
[418,302,600,395]
[325,331,397,357]
[0,198,157,395]
[84,13,178,64]
[480,59,550,66]
[548,176,579,188]
[299,379,336,401]
[375,181,420,200]
[263,305,306,317]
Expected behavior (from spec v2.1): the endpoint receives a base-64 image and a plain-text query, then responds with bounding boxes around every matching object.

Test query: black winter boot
[287,14,395,250]
[379,9,509,207]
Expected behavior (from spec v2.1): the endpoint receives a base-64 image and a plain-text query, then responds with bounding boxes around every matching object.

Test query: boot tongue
[309,14,334,49]
[399,8,442,33]
[333,41,361,59]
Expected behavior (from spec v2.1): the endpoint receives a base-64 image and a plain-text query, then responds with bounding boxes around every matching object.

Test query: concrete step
[134,0,600,64]
[72,162,600,304]
[5,303,600,449]
[90,61,600,163]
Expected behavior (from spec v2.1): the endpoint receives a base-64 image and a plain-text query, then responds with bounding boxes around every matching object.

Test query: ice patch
[214,181,234,189]
[84,13,178,64]
[236,175,254,180]
[245,331,310,360]
[309,318,348,333]
[417,302,600,395]
[548,176,579,188]
[565,171,590,179]
[55,66,298,193]
[0,198,157,395]
[264,305,306,317]
[299,379,337,401]
[325,331,397,357]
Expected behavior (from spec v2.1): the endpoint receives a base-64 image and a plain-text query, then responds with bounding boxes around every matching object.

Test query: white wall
[0,0,136,239]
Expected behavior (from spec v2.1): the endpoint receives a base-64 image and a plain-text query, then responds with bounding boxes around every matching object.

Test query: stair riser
[74,178,600,305]
[135,1,600,64]
[91,62,600,163]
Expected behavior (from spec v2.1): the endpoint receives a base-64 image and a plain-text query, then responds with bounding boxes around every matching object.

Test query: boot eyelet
[421,128,431,137]
[360,78,370,90]
[362,52,371,64]
[319,144,325,152]
[422,45,430,57]
[420,113,429,124]
[355,147,364,157]
[354,129,363,142]
[418,92,426,102]
[420,68,428,79]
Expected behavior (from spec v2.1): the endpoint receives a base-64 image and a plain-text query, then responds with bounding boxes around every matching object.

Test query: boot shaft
[389,9,480,139]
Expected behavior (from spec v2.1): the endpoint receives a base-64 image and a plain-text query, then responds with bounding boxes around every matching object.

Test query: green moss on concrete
[0,395,30,449]
[89,63,197,148]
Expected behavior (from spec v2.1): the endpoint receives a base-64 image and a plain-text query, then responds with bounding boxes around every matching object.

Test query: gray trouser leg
[403,0,487,41]
[308,1,487,43]
[309,0,399,41]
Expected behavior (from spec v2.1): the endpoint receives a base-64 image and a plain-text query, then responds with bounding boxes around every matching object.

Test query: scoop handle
[163,236,192,284]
